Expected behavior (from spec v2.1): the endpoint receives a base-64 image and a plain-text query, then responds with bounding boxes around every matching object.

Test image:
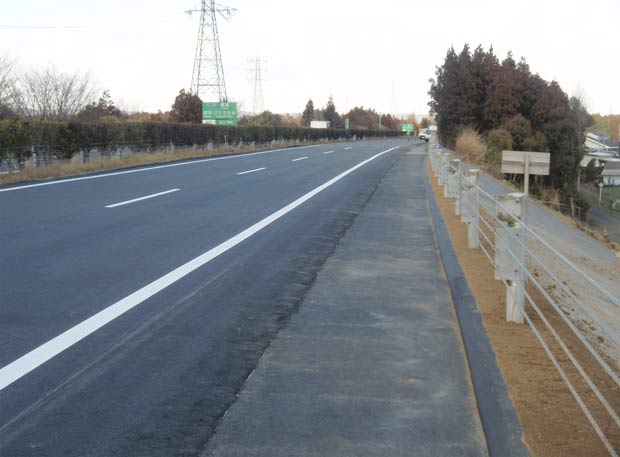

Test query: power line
[0,25,84,29]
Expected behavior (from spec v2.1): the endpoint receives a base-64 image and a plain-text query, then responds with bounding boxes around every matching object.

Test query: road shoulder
[202,147,488,456]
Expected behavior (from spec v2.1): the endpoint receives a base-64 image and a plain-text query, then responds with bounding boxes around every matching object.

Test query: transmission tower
[186,1,236,102]
[250,57,265,114]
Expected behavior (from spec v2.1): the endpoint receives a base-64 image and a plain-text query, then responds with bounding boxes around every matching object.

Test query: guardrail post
[432,147,440,175]
[461,169,480,249]
[446,159,462,216]
[438,153,450,187]
[495,193,525,324]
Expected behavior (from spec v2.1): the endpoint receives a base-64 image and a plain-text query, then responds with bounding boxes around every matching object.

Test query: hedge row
[0,119,402,159]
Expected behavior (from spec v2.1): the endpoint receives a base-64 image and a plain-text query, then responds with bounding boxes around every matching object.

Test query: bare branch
[0,54,16,117]
[13,67,96,120]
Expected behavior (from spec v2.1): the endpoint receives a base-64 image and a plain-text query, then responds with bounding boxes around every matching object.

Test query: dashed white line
[0,145,322,193]
[344,147,352,150]
[105,188,180,208]
[323,150,335,155]
[236,167,266,175]
[0,146,400,391]
[292,157,308,162]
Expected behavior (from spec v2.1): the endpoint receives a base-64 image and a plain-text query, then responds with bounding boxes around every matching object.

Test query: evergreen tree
[428,45,478,146]
[324,95,340,128]
[78,90,123,123]
[301,99,314,126]
[484,54,522,128]
[171,89,202,123]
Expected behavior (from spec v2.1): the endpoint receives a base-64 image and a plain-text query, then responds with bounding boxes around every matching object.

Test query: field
[603,186,620,199]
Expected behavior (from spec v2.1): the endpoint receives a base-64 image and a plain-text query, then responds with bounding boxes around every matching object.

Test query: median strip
[105,188,180,208]
[0,146,399,391]
[236,167,266,176]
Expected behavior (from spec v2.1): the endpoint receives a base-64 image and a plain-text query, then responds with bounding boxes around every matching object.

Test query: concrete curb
[423,160,531,457]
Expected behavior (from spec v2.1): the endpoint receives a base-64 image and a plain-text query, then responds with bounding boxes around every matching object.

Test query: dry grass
[454,128,487,166]
[540,187,561,204]
[0,142,312,186]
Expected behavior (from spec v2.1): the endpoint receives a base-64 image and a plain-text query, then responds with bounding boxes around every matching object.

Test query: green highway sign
[202,102,238,124]
[344,118,350,130]
[401,123,414,132]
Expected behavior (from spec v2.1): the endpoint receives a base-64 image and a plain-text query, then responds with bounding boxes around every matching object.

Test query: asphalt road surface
[1,139,448,456]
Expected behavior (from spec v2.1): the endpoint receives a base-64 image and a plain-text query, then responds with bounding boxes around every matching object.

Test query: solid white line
[323,151,335,155]
[344,147,352,150]
[0,145,322,193]
[236,167,266,175]
[105,189,180,208]
[292,157,308,162]
[0,146,400,391]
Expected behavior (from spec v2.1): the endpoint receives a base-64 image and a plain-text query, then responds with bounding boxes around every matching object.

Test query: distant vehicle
[311,120,331,129]
[419,128,432,142]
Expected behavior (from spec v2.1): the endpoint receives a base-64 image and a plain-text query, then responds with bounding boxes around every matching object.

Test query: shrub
[0,120,402,161]
[485,128,512,168]
[455,128,487,165]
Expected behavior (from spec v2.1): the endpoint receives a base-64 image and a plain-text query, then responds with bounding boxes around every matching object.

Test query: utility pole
[250,57,265,114]
[187,0,236,102]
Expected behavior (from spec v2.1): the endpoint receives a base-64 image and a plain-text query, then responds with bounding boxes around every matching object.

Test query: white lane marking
[105,189,180,208]
[291,157,308,162]
[344,147,352,150]
[236,167,266,176]
[323,151,335,155]
[0,146,400,391]
[0,145,322,193]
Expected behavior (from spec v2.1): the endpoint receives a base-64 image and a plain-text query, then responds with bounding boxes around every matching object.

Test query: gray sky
[2,0,618,116]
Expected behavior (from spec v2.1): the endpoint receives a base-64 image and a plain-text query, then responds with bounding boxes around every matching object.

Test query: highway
[0,139,424,455]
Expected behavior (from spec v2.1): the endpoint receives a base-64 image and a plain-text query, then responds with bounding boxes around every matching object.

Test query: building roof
[586,151,614,158]
[602,169,620,176]
[586,132,619,150]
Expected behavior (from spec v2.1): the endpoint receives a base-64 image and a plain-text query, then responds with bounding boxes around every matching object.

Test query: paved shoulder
[202,148,488,457]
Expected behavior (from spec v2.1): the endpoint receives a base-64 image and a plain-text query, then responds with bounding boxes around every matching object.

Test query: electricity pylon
[250,57,265,114]
[186,1,236,102]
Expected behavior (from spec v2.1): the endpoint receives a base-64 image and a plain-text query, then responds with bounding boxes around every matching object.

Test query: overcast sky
[2,0,618,117]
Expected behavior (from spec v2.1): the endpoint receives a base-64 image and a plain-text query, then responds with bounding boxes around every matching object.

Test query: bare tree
[13,67,96,120]
[0,54,16,118]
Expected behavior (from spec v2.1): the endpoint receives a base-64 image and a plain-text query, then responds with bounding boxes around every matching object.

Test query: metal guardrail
[429,144,620,456]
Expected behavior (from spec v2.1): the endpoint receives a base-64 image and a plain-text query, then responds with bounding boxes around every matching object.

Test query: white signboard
[501,151,550,176]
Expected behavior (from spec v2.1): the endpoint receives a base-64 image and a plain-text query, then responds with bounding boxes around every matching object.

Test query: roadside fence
[430,143,620,456]
[0,135,364,175]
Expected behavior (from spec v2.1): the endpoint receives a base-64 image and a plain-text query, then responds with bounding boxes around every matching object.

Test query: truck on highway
[419,128,432,142]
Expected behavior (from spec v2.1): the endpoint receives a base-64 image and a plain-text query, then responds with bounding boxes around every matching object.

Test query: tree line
[300,96,405,131]
[428,44,592,197]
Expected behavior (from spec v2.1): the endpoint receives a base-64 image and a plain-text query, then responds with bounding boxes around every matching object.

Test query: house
[580,151,614,168]
[585,132,620,153]
[601,160,620,186]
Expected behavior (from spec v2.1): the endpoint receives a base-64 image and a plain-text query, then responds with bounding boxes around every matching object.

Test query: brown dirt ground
[427,159,620,456]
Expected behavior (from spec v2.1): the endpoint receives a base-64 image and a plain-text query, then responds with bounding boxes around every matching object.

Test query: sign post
[500,150,550,323]
[202,102,238,126]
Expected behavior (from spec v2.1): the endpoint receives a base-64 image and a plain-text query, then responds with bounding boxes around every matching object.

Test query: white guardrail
[429,142,620,456]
